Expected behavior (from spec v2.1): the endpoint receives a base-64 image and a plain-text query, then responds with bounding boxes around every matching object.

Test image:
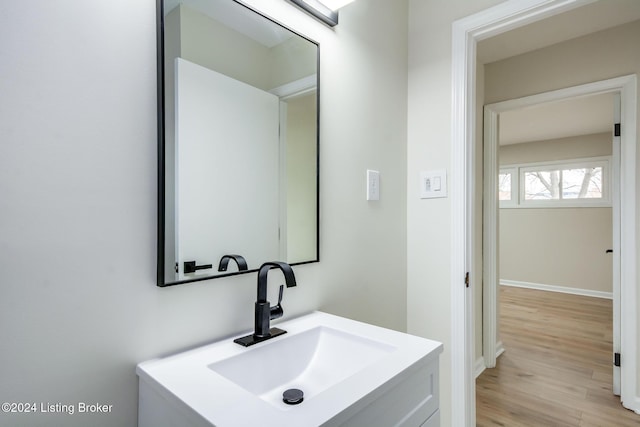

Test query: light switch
[420,170,447,199]
[367,170,380,201]
[433,176,441,191]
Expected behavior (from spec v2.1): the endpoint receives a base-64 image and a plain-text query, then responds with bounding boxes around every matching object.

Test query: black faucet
[234,261,297,347]
[218,254,248,272]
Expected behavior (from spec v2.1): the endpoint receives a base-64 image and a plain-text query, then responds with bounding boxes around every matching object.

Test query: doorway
[450,1,639,425]
[483,88,621,395]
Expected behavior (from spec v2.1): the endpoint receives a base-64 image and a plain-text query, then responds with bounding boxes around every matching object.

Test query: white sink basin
[209,325,395,410]
[137,311,443,427]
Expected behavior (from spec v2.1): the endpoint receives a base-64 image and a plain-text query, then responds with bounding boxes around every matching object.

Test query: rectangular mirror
[157,0,320,286]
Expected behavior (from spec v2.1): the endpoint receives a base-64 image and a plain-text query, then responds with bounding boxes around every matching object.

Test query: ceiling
[164,0,293,48]
[479,0,638,146]
[499,92,614,145]
[478,0,640,64]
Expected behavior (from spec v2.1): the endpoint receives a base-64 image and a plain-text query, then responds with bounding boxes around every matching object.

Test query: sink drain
[282,388,304,405]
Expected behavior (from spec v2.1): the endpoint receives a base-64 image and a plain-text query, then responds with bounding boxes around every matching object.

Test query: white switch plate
[367,170,380,201]
[420,170,447,199]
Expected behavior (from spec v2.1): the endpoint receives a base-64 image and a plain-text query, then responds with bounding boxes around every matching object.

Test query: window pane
[562,167,602,199]
[524,170,559,200]
[498,173,511,201]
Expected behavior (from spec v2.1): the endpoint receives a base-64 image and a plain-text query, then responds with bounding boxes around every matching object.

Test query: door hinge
[464,272,470,288]
[614,352,621,367]
[615,123,621,137]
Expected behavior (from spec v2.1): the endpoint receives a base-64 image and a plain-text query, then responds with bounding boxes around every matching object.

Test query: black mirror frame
[156,0,321,287]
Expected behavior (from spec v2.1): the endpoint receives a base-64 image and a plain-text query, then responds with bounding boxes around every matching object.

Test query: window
[500,157,610,208]
[523,169,559,200]
[498,168,516,207]
[561,167,603,199]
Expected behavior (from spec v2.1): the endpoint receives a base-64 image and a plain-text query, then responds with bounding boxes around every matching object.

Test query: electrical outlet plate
[420,170,447,199]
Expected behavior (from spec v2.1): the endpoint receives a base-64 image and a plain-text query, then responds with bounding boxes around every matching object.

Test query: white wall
[0,1,408,426]
[500,207,613,291]
[407,1,505,425]
[500,133,612,165]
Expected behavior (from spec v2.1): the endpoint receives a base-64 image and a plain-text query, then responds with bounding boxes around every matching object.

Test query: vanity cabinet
[138,348,440,427]
[421,410,440,427]
[332,357,440,427]
[137,312,442,427]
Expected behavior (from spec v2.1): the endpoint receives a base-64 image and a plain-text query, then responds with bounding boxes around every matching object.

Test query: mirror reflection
[159,0,319,286]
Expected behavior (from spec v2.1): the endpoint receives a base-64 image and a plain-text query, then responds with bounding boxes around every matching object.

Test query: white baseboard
[496,341,504,358]
[623,396,640,415]
[475,357,485,378]
[500,280,612,300]
[476,342,505,379]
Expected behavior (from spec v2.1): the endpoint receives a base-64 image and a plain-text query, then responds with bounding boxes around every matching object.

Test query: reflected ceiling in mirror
[157,0,320,286]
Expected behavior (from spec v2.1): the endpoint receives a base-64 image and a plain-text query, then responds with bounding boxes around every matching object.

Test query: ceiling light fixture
[320,0,356,10]
[289,0,356,27]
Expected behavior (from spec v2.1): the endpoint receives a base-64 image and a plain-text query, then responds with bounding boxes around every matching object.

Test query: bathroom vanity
[137,312,442,427]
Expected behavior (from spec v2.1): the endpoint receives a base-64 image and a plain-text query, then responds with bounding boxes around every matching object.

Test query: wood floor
[476,286,640,426]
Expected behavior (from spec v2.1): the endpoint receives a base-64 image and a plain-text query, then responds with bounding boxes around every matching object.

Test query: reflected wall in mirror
[158,0,320,286]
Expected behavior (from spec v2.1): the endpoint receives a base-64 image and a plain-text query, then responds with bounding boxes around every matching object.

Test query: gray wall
[0,1,408,426]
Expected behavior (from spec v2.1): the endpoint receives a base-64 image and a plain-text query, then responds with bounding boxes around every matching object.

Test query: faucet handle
[270,285,284,320]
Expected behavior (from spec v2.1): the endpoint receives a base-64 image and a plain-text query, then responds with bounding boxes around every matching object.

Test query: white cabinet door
[420,409,440,427]
[175,58,280,278]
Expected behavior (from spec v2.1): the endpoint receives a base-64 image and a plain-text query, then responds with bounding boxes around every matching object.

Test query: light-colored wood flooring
[476,286,640,426]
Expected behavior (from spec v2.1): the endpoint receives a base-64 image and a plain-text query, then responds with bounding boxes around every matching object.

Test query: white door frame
[451,1,638,425]
[270,75,317,261]
[483,75,636,396]
[613,92,622,396]
[612,92,624,396]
